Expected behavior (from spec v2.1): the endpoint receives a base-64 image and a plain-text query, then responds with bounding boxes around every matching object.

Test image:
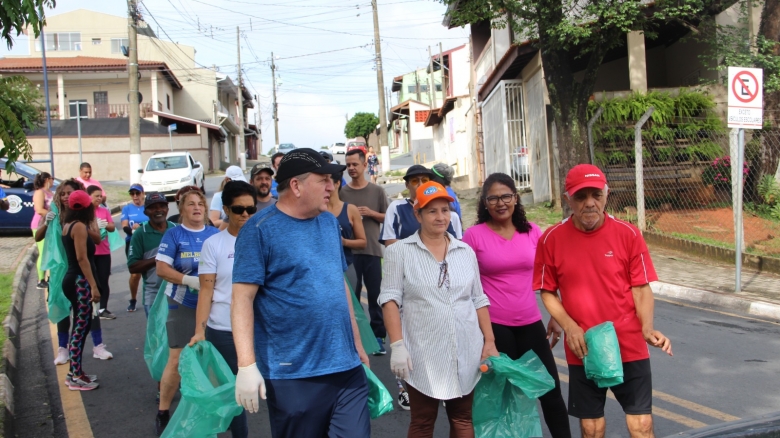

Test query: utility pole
[428,46,435,108]
[271,52,280,147]
[237,26,246,170]
[128,0,141,184]
[439,42,445,98]
[255,94,262,155]
[371,0,390,172]
[415,70,421,101]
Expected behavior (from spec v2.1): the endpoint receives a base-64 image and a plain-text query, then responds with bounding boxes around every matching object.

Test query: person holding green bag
[87,185,117,320]
[534,164,673,438]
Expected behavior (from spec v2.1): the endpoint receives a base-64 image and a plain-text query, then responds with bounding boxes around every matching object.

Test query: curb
[1,243,36,437]
[652,281,780,320]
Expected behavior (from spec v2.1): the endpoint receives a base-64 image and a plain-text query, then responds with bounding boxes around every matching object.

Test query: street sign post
[168,123,177,152]
[727,67,763,293]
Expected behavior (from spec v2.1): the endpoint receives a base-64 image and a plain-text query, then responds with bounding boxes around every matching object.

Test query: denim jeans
[206,326,248,438]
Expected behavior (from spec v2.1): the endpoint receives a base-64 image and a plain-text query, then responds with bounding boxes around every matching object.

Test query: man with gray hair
[231,148,370,437]
[534,164,672,438]
[431,162,461,218]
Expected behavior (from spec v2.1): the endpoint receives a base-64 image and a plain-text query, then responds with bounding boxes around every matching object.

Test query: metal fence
[592,110,780,258]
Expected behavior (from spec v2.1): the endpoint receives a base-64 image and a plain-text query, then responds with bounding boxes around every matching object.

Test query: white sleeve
[381,201,401,241]
[450,212,463,239]
[198,234,219,275]
[210,192,223,212]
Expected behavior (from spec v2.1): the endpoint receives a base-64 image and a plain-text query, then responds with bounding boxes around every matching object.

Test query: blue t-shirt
[156,224,219,308]
[0,187,6,198]
[121,204,149,241]
[232,205,358,379]
[446,186,462,219]
[270,179,278,199]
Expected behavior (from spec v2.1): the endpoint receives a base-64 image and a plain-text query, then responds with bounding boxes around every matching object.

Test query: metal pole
[735,128,745,292]
[634,107,654,232]
[40,28,55,177]
[236,26,246,170]
[127,0,141,183]
[587,106,604,165]
[371,0,390,172]
[271,53,280,147]
[169,128,173,152]
[76,104,82,163]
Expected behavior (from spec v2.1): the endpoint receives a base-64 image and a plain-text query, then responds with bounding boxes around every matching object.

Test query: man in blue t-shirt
[233,148,370,437]
[121,184,149,312]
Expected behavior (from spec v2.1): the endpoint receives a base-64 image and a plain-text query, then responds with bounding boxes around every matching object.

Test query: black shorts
[568,359,652,419]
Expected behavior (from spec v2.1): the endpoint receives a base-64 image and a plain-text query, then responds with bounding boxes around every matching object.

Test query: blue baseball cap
[129,184,144,193]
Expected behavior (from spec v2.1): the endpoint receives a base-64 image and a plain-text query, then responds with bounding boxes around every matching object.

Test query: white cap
[225,166,247,182]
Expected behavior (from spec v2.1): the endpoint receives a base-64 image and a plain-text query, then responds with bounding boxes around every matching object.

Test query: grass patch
[0,273,14,347]
[525,203,564,229]
[669,232,733,249]
[102,184,132,210]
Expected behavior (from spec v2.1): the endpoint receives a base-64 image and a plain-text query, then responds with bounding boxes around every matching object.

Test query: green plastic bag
[144,282,169,381]
[40,205,71,324]
[583,321,624,388]
[473,352,555,438]
[345,274,381,355]
[363,364,393,419]
[107,228,124,252]
[161,341,243,438]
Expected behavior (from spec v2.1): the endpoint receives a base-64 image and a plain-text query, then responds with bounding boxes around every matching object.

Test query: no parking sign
[727,67,763,129]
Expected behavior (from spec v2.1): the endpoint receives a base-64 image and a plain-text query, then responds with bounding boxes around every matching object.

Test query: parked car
[138,152,204,199]
[346,138,367,154]
[0,158,60,232]
[330,142,346,155]
[278,143,296,154]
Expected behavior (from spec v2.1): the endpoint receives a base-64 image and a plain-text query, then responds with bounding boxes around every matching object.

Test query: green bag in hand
[345,275,381,355]
[107,228,125,252]
[161,341,243,438]
[41,205,71,324]
[473,352,555,438]
[363,365,393,419]
[583,321,624,388]
[144,283,169,381]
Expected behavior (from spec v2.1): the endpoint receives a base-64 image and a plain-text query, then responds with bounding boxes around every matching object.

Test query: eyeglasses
[438,260,450,289]
[229,205,258,215]
[407,176,430,185]
[484,193,516,206]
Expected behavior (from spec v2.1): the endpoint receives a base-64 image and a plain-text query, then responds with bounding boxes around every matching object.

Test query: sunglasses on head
[229,205,257,215]
[175,185,202,201]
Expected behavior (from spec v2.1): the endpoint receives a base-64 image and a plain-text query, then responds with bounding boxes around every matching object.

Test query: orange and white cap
[414,181,454,209]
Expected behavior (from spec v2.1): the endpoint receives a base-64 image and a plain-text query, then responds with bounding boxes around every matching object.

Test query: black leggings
[492,320,572,438]
[94,254,111,311]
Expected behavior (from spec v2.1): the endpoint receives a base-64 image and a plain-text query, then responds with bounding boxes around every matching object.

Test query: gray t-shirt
[340,182,389,258]
[257,197,277,211]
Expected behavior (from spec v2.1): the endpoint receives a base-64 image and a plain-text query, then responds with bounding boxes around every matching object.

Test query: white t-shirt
[209,191,228,220]
[198,229,237,331]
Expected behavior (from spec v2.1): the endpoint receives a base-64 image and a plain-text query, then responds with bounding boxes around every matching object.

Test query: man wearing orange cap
[533,164,672,438]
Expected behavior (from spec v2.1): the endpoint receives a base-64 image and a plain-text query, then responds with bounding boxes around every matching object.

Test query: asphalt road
[13,174,780,437]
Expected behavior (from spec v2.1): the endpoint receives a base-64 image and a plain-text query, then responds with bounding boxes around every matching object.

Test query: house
[443,1,760,201]
[0,9,254,180]
[389,66,445,156]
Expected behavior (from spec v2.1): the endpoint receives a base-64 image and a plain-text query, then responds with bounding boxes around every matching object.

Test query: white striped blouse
[378,231,490,400]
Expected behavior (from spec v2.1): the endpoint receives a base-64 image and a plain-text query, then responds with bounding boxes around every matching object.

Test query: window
[414,84,443,93]
[68,100,88,119]
[111,38,129,54]
[414,110,429,123]
[166,94,171,110]
[92,38,102,45]
[35,32,81,51]
[407,85,417,93]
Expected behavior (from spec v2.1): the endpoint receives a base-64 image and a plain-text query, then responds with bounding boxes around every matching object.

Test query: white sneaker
[54,347,68,365]
[92,344,113,360]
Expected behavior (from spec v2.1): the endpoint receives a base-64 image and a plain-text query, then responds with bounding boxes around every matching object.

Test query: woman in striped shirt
[379,181,498,438]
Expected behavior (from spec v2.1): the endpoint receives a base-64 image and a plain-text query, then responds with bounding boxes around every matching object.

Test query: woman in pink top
[87,185,116,319]
[31,172,54,289]
[462,172,571,438]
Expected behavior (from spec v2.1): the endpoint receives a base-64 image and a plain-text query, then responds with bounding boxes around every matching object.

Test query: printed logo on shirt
[160,243,168,249]
[180,251,200,259]
[605,251,613,257]
[180,241,190,246]
[228,252,235,259]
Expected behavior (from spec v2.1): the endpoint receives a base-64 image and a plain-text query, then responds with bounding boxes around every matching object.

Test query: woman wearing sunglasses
[379,181,498,437]
[188,181,257,438]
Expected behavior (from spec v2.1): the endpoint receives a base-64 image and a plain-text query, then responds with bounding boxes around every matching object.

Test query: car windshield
[1,159,62,183]
[349,142,366,147]
[146,156,188,171]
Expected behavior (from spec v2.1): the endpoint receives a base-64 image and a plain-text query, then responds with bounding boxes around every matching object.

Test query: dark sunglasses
[129,191,142,196]
[229,205,257,215]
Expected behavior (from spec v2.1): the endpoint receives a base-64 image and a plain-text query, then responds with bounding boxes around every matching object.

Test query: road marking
[48,321,95,438]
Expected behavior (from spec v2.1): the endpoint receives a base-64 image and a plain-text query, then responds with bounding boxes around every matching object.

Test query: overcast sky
[0,0,469,153]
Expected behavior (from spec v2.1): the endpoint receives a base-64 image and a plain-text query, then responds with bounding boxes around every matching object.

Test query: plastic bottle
[479,359,493,373]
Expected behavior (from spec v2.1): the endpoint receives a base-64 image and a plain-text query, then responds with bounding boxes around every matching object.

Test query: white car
[138,152,205,198]
[330,142,346,155]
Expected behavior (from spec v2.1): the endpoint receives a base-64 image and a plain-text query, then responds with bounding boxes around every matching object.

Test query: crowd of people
[26,151,673,438]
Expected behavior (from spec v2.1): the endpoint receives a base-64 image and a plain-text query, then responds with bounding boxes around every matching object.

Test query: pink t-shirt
[76,177,105,197]
[462,222,543,327]
[95,206,112,255]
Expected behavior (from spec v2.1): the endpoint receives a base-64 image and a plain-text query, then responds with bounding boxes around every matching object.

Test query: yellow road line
[554,357,738,425]
[48,321,95,438]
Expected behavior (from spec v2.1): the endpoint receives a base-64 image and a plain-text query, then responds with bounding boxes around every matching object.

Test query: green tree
[344,112,379,140]
[0,0,55,49]
[443,0,731,208]
[0,76,44,167]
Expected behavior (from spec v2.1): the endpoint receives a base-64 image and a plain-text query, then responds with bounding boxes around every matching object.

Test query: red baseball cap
[68,190,93,210]
[565,164,607,196]
[414,181,454,209]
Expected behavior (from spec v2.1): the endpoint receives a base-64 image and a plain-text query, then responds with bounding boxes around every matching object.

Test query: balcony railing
[44,103,154,120]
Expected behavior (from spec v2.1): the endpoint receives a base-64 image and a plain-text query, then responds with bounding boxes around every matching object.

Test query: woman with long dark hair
[462,172,571,437]
[60,190,101,391]
[31,172,54,289]
[87,185,117,319]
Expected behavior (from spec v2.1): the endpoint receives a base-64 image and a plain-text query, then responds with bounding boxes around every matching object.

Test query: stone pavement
[0,236,34,274]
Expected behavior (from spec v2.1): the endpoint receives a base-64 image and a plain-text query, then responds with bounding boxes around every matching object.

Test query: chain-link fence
[592,111,780,258]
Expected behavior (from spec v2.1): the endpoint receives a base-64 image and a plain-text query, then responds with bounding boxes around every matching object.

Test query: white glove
[44,211,56,225]
[235,363,266,413]
[390,339,413,381]
[181,275,200,291]
[97,218,108,229]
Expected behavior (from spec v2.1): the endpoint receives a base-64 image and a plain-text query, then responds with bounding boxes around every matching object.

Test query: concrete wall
[175,68,218,122]
[408,101,433,142]
[492,20,512,62]
[450,46,471,97]
[25,131,210,181]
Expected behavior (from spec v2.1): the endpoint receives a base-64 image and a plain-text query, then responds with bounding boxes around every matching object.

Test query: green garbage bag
[161,341,243,438]
[40,205,71,324]
[473,352,555,438]
[345,274,381,355]
[107,228,124,252]
[363,364,393,419]
[144,283,169,381]
[583,321,624,388]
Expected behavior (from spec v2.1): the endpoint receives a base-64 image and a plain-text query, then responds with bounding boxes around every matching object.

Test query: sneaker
[37,280,49,289]
[99,309,116,320]
[398,389,410,410]
[66,375,99,391]
[53,347,68,365]
[127,299,137,312]
[373,337,387,356]
[155,391,160,404]
[65,374,98,385]
[155,410,170,436]
[93,344,113,360]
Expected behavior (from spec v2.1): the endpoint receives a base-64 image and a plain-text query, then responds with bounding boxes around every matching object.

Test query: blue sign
[168,123,177,132]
